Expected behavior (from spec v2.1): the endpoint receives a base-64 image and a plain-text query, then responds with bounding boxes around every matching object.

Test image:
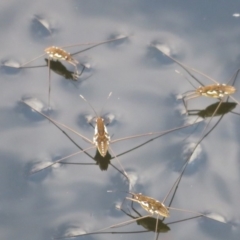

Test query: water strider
[58,199,201,239]
[21,94,197,178]
[152,44,240,115]
[16,35,128,71]
[10,35,128,108]
[153,44,240,151]
[26,99,186,172]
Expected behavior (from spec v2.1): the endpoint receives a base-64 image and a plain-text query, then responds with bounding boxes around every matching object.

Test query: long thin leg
[22,101,93,144]
[48,58,51,109]
[29,146,95,175]
[78,65,85,78]
[111,122,196,144]
[183,93,201,114]
[176,114,224,188]
[229,95,240,106]
[226,68,240,85]
[167,206,227,224]
[53,215,152,239]
[19,53,46,68]
[153,45,219,85]
[109,146,131,190]
[70,35,128,56]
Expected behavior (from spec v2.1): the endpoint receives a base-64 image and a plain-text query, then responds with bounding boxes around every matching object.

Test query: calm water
[0,1,240,240]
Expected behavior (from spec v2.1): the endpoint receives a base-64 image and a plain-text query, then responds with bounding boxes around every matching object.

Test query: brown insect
[93,117,110,157]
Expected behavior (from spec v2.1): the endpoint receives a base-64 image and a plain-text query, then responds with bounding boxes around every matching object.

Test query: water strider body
[93,117,110,157]
[45,46,79,74]
[187,83,236,101]
[126,192,169,217]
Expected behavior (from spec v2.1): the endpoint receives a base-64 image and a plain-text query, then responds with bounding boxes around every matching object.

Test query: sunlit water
[0,1,240,240]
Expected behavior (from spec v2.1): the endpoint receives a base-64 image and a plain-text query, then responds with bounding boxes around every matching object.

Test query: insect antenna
[79,94,99,117]
[153,45,219,85]
[99,92,112,117]
[175,69,200,89]
[152,44,205,86]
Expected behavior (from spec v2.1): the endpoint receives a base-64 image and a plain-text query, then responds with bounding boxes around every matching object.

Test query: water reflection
[44,59,83,81]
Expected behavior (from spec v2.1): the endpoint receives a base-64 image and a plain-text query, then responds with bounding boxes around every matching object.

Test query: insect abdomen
[197,84,236,98]
[93,118,110,157]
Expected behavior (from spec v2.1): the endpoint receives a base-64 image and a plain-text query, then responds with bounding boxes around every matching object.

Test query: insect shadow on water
[21,93,197,185]
[187,101,237,119]
[43,59,79,81]
[183,100,239,140]
[11,35,128,108]
[54,157,228,240]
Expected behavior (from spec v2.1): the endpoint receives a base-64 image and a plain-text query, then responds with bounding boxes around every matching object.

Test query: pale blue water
[0,1,240,240]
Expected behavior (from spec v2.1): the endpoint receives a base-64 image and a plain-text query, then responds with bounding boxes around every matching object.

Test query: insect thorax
[44,46,78,65]
[197,84,236,98]
[93,118,110,157]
